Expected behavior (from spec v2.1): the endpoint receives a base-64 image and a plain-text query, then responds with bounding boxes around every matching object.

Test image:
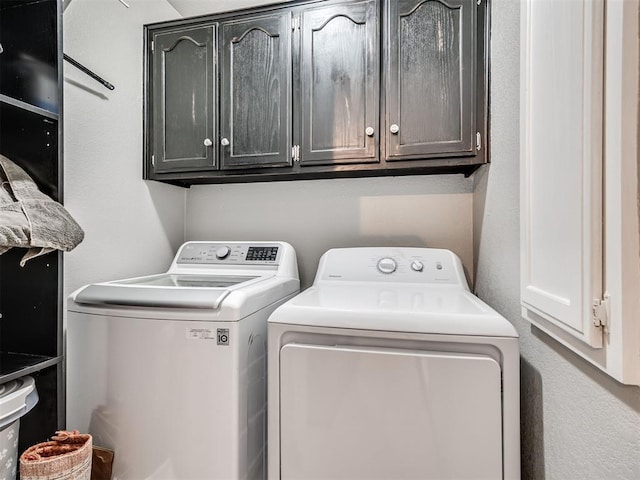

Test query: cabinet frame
[384,0,476,160]
[520,0,640,385]
[298,0,380,166]
[220,12,293,169]
[143,0,490,186]
[151,25,217,173]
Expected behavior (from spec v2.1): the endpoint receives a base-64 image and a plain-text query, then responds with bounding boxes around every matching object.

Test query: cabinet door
[299,0,379,165]
[220,14,291,169]
[386,0,475,159]
[520,0,604,348]
[152,26,216,172]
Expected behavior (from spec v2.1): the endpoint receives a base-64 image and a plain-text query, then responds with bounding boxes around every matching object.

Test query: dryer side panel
[279,343,503,480]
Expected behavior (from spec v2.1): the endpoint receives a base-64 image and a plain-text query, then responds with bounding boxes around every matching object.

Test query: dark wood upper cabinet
[151,26,217,173]
[220,13,292,169]
[143,0,488,185]
[299,0,379,165]
[385,0,476,160]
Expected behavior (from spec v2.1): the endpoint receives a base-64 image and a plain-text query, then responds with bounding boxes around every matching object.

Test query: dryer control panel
[315,247,469,288]
[176,242,282,265]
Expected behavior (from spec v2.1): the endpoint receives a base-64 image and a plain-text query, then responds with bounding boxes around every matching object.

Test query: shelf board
[0,94,58,120]
[0,352,61,384]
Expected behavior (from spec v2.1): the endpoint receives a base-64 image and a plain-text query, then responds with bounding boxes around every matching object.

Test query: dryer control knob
[215,246,231,259]
[411,260,424,272]
[377,257,397,274]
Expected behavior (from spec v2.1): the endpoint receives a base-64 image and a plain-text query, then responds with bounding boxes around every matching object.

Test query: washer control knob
[377,257,397,274]
[411,260,424,272]
[215,246,231,259]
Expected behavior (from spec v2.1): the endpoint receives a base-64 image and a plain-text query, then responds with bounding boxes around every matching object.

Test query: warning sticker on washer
[186,328,216,340]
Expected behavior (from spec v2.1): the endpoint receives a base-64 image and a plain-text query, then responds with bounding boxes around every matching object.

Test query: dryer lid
[268,284,518,337]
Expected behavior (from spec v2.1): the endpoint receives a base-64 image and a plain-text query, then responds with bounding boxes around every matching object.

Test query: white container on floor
[0,376,38,480]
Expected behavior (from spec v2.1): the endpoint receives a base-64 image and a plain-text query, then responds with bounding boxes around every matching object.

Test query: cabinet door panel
[221,14,291,169]
[520,0,604,348]
[386,0,474,159]
[300,0,379,165]
[153,27,216,172]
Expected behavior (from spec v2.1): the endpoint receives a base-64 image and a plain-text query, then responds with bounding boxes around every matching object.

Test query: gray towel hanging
[0,154,84,266]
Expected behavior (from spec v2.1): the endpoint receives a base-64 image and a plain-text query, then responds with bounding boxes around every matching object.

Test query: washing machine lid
[73,273,262,310]
[269,284,518,337]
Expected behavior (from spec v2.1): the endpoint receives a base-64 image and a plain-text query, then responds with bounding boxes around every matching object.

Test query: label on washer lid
[186,328,216,340]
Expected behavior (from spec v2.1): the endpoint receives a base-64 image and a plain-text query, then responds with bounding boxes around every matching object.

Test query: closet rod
[63,54,115,91]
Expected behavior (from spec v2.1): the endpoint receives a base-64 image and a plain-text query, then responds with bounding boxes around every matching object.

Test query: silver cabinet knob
[203,138,213,147]
[221,138,230,146]
[390,124,400,134]
[365,127,375,137]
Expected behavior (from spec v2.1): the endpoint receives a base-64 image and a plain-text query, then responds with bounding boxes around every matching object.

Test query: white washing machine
[67,241,299,480]
[268,247,520,480]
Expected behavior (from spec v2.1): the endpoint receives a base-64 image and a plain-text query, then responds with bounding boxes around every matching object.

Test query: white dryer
[268,247,519,480]
[67,241,299,480]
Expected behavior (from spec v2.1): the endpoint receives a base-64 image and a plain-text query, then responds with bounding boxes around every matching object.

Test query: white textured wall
[63,0,186,294]
[186,176,474,288]
[474,1,640,478]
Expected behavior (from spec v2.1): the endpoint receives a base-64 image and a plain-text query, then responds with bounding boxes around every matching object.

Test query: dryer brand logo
[217,329,230,346]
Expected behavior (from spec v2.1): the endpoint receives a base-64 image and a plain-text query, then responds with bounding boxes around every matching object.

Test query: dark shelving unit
[0,0,65,452]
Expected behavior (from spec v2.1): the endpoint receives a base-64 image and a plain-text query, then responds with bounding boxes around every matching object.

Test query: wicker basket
[19,431,92,480]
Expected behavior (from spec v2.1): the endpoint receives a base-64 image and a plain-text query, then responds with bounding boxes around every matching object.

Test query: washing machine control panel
[318,247,467,287]
[176,242,281,265]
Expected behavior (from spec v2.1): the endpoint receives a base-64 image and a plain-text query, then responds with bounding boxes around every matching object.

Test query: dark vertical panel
[399,1,461,144]
[386,0,475,159]
[164,40,209,159]
[152,26,216,172]
[221,14,291,169]
[300,0,379,165]
[231,29,281,156]
[311,16,366,151]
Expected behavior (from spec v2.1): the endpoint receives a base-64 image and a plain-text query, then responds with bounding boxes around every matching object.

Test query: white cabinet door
[279,343,502,480]
[520,0,604,347]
